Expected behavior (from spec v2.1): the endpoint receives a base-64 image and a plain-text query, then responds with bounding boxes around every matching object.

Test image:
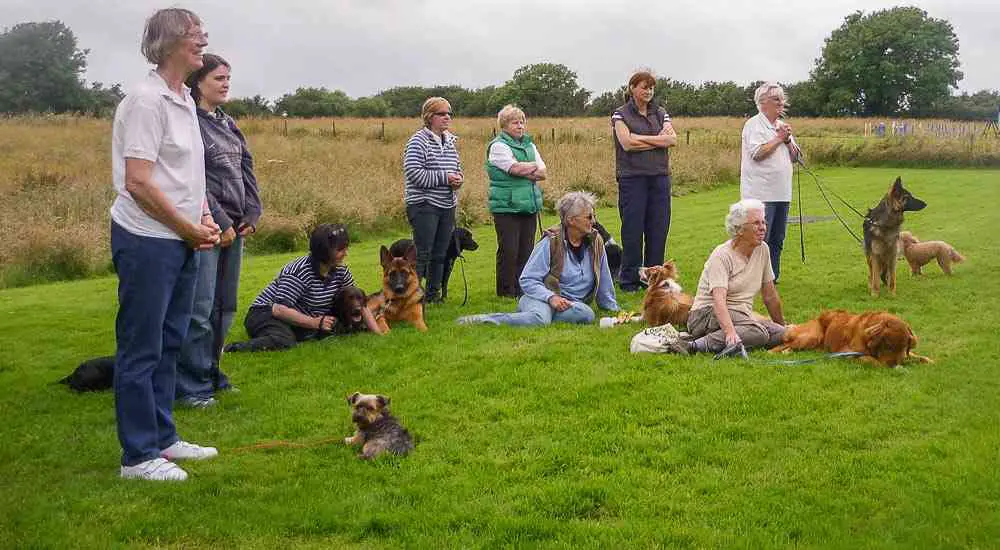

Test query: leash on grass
[713,343,866,365]
[229,436,344,454]
[796,159,865,245]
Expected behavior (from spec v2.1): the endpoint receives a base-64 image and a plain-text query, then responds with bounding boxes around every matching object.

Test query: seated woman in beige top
[682,199,786,354]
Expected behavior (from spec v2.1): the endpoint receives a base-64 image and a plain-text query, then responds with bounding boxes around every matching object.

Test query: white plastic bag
[629,323,681,354]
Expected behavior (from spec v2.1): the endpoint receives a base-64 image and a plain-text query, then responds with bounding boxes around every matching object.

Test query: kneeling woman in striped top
[225,224,382,352]
[402,97,464,303]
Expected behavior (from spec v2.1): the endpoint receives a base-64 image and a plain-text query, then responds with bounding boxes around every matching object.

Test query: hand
[447,171,464,189]
[548,295,571,312]
[237,222,255,237]
[724,331,742,347]
[220,226,237,248]
[316,315,335,332]
[777,123,792,143]
[185,219,221,251]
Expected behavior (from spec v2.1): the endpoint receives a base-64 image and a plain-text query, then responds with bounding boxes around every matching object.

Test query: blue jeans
[111,222,198,466]
[763,202,790,282]
[617,175,671,288]
[175,236,242,399]
[477,295,595,327]
[406,203,455,297]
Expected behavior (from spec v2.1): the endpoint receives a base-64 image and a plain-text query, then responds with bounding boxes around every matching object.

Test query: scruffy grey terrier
[344,392,414,460]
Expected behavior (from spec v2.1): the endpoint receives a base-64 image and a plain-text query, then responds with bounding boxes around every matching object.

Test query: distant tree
[84,82,124,117]
[351,96,390,118]
[811,7,962,116]
[461,86,503,117]
[922,89,1000,120]
[274,87,352,117]
[493,63,590,117]
[586,90,622,117]
[0,21,90,113]
[225,95,273,118]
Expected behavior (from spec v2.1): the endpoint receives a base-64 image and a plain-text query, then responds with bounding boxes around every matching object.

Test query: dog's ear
[380,246,391,269]
[864,322,886,354]
[404,244,417,265]
[347,392,361,405]
[907,327,919,351]
[376,395,390,408]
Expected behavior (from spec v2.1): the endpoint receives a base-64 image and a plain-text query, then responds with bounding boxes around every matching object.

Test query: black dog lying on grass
[61,355,114,392]
[593,221,622,282]
[442,227,479,300]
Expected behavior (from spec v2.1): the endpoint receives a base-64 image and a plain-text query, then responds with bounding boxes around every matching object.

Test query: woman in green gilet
[486,105,546,298]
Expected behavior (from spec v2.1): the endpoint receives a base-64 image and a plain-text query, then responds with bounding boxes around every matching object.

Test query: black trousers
[406,203,456,297]
[493,213,537,298]
[238,306,325,351]
[617,174,671,288]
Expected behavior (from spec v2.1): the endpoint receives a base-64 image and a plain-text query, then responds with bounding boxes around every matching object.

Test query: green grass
[2,167,998,548]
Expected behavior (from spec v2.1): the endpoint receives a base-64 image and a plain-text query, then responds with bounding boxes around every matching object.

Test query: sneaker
[223,342,249,353]
[177,396,217,409]
[120,457,188,481]
[160,440,219,461]
[456,314,499,326]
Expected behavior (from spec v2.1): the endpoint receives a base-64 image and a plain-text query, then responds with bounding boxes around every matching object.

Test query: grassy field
[1,167,998,548]
[2,115,998,287]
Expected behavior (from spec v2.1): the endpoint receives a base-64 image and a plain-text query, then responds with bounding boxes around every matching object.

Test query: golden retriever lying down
[769,310,932,367]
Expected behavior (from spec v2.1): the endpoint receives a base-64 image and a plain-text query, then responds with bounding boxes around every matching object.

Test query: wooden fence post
[686,130,690,145]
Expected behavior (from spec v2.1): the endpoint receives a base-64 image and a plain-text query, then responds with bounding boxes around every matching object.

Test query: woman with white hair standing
[457,191,619,327]
[486,104,546,298]
[402,97,463,303]
[675,199,786,354]
[740,82,802,282]
[110,8,221,481]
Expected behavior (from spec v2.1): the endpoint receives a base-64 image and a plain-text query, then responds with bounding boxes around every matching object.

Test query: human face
[569,208,596,233]
[333,246,349,266]
[738,209,767,247]
[197,64,230,109]
[428,104,453,135]
[504,117,526,140]
[760,91,786,121]
[173,24,208,73]
[630,80,654,106]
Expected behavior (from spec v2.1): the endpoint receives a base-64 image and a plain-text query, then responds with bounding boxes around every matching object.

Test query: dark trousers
[763,201,790,282]
[618,174,672,288]
[111,222,198,466]
[493,213,537,298]
[237,306,324,351]
[406,203,455,298]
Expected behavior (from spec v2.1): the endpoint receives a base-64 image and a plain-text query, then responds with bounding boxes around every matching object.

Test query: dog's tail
[949,248,966,263]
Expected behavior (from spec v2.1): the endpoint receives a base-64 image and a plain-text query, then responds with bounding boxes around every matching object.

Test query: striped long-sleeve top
[250,255,355,316]
[402,127,461,208]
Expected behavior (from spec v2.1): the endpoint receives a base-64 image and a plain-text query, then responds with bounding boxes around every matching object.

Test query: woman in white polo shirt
[740,82,802,282]
[109,8,221,481]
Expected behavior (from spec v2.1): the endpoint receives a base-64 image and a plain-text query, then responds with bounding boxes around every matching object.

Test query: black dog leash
[797,164,805,262]
[797,160,865,245]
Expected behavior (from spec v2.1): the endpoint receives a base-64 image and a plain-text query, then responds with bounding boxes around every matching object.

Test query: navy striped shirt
[403,127,461,208]
[251,255,355,316]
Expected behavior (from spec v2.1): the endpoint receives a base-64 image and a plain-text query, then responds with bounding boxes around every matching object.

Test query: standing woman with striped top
[403,97,464,303]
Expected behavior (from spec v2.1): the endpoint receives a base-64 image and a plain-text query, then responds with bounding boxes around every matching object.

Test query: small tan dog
[898,231,965,275]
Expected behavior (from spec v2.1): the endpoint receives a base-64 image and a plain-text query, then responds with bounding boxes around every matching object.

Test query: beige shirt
[111,70,206,239]
[691,240,775,316]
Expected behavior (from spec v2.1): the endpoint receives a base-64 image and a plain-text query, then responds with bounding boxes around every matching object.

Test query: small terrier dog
[344,392,414,460]
[898,231,965,276]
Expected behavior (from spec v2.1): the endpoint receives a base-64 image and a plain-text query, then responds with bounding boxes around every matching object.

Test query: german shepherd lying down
[638,260,693,327]
[367,240,428,333]
[770,309,932,367]
[898,231,965,276]
[863,177,926,296]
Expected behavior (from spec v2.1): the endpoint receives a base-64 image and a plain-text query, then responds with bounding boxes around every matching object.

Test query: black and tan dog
[441,227,479,300]
[863,177,926,296]
[344,392,414,460]
[367,240,428,332]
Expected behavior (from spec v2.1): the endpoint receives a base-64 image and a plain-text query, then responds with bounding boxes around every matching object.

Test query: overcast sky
[2,0,997,101]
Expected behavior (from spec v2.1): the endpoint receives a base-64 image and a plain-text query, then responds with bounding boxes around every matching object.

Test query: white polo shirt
[740,112,798,202]
[110,70,206,240]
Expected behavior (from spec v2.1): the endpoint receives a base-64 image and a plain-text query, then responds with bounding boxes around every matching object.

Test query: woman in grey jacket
[176,53,263,407]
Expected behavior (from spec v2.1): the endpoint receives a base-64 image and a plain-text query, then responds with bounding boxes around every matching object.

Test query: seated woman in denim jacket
[458,191,619,326]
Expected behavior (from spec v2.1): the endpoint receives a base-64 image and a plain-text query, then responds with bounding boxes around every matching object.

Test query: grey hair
[141,8,201,66]
[753,81,786,110]
[725,199,766,237]
[497,104,526,130]
[556,191,597,224]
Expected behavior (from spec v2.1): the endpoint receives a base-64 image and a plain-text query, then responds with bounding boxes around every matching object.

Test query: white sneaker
[160,440,219,461]
[456,314,499,325]
[120,457,188,481]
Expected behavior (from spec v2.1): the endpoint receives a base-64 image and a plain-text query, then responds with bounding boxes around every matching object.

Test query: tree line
[2,8,998,120]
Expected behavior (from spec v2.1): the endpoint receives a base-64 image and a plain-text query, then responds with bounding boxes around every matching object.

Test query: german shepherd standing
[863,177,926,296]
[367,241,428,332]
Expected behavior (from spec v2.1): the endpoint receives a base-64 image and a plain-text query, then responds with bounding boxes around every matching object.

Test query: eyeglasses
[573,212,596,223]
[432,111,453,117]
[184,31,209,42]
[743,220,767,228]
